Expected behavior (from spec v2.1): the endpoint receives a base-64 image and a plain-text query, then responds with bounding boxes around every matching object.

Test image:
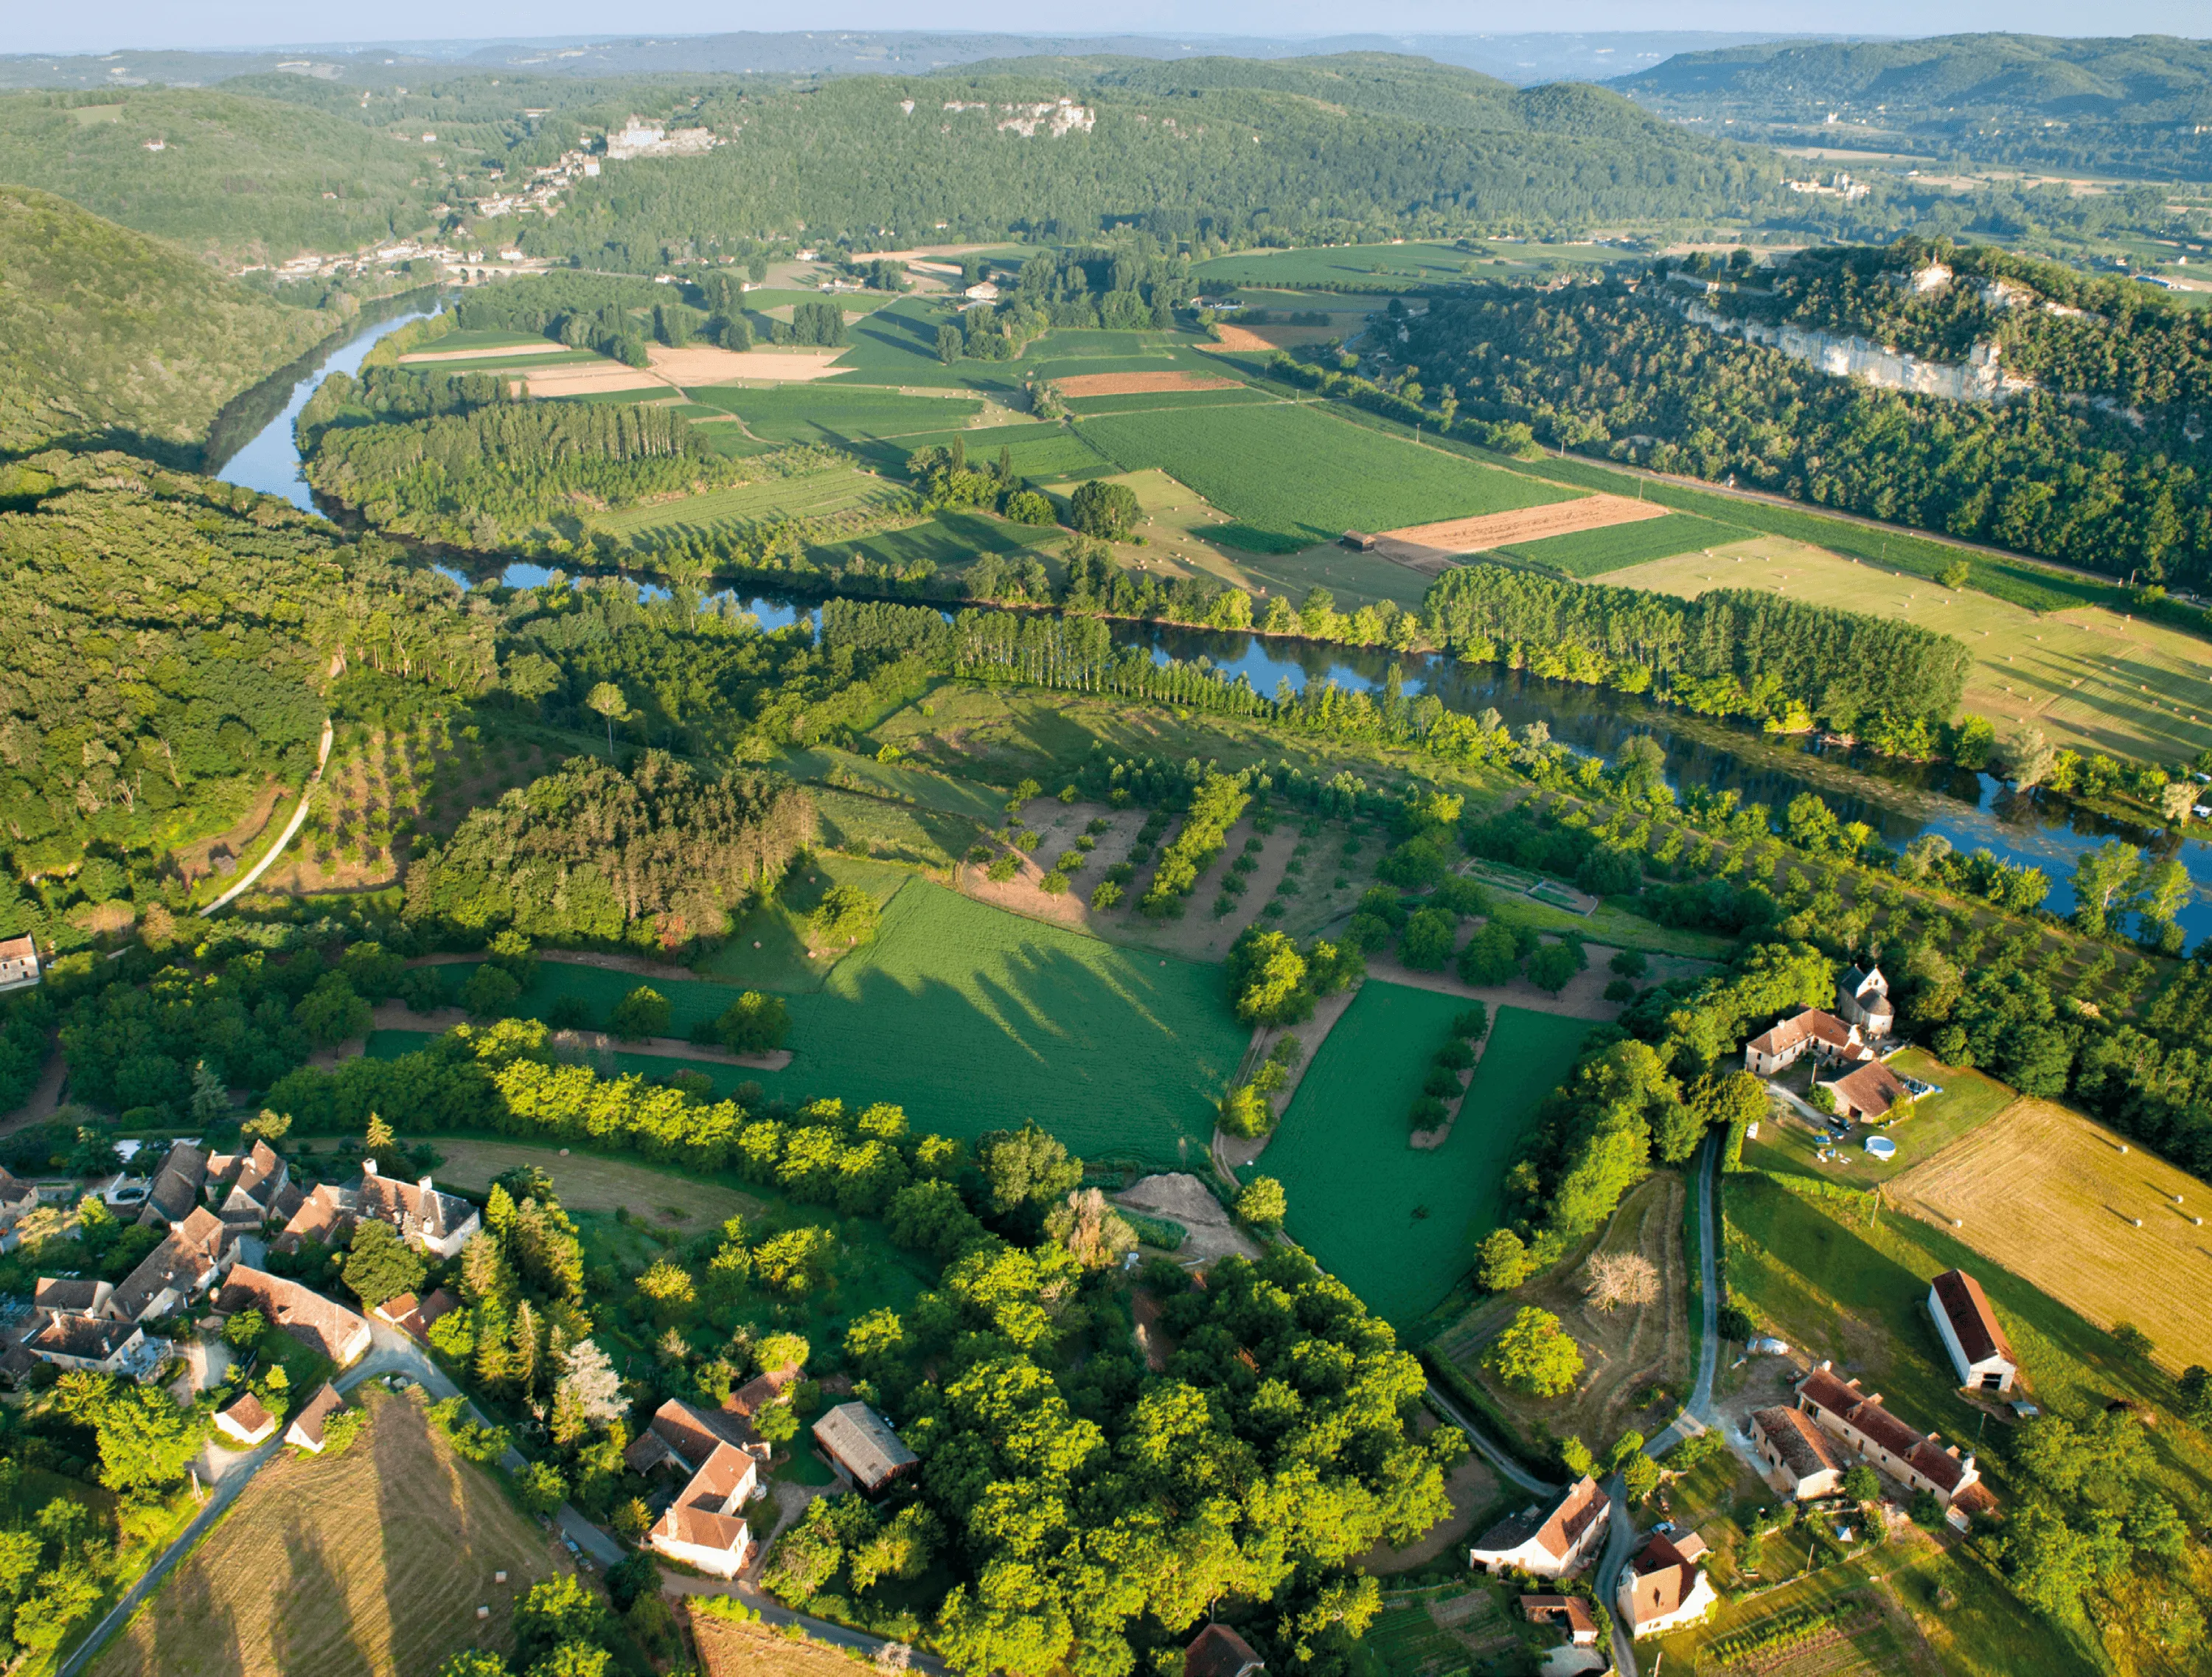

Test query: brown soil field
[1055,370,1245,397]
[400,340,567,363]
[512,362,667,397]
[1203,323,1340,350]
[88,1386,566,1677]
[425,1138,765,1229]
[1889,1097,2212,1371]
[1204,324,1276,353]
[1431,1172,1693,1448]
[1382,492,1666,554]
[650,344,845,383]
[689,1609,864,1677]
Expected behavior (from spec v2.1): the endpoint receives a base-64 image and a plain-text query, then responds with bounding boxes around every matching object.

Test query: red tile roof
[1825,1059,1908,1120]
[1185,1623,1265,1677]
[1745,1009,1857,1058]
[288,1383,344,1448]
[220,1391,274,1435]
[1931,1269,2015,1367]
[1624,1534,1701,1628]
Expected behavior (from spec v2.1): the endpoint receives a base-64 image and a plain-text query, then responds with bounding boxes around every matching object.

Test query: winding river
[214,308,2212,945]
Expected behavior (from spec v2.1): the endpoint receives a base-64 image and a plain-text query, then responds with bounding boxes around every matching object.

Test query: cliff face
[1676,297,2037,405]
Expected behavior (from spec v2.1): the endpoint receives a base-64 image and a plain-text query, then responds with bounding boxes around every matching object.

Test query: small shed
[1340,531,1378,551]
[812,1401,917,1494]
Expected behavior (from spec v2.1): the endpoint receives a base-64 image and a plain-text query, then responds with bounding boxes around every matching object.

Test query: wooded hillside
[0,184,330,460]
[0,452,496,877]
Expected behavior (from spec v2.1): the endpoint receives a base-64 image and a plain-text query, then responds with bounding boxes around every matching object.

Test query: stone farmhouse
[215,1267,374,1367]
[1617,1530,1718,1639]
[138,1142,211,1229]
[205,1139,301,1233]
[1467,1476,1610,1579]
[1795,1363,1997,1524]
[1930,1268,2020,1395]
[0,934,40,993]
[1742,1007,1874,1078]
[625,1398,771,1577]
[276,1162,479,1260]
[1748,1404,1847,1499]
[813,1401,919,1496]
[1837,963,1895,1034]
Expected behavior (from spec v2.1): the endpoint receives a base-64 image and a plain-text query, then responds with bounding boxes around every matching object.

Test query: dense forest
[403,753,813,949]
[1394,271,2212,586]
[1618,33,2212,181]
[0,185,331,460]
[0,451,495,881]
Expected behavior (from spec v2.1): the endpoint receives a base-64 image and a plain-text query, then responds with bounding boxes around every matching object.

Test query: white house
[1797,1363,1988,1509]
[216,1390,278,1445]
[625,1398,771,1578]
[1467,1476,1610,1580]
[23,1311,150,1375]
[1837,963,1895,1034]
[1618,1532,1719,1638]
[0,935,40,993]
[1929,1268,2019,1395]
[286,1383,345,1452]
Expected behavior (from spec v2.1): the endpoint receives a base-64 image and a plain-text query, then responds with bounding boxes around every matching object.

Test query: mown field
[1076,402,1577,552]
[1603,537,2212,763]
[87,1387,563,1677]
[1256,992,1593,1326]
[1888,1097,2212,1371]
[412,881,1245,1169]
[588,465,907,542]
[1496,509,1750,575]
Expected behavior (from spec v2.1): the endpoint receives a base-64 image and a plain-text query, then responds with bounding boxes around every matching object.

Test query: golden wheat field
[1890,1098,2212,1371]
[88,1387,566,1677]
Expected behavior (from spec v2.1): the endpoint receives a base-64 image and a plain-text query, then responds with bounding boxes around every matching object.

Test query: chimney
[419,1176,435,1200]
[1961,1454,1975,1474]
[364,1159,379,1176]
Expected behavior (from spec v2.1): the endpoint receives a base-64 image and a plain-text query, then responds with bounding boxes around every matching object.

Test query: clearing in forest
[1889,1097,2212,1371]
[1604,536,2212,762]
[428,1139,765,1226]
[87,1386,563,1677]
[1255,991,1594,1326]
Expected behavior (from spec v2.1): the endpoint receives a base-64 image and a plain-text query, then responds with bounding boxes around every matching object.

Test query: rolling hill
[0,184,333,459]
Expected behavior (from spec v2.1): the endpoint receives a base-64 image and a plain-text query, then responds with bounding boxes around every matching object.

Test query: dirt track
[1382,492,1670,553]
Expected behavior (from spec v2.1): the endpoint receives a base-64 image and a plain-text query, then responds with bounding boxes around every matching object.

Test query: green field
[589,467,905,541]
[1496,510,1751,576]
[1077,402,1576,551]
[1194,242,1482,289]
[832,296,984,387]
[808,508,1067,574]
[686,384,985,443]
[1254,992,1593,1326]
[415,881,1245,1167]
[850,425,1111,480]
[1062,388,1277,416]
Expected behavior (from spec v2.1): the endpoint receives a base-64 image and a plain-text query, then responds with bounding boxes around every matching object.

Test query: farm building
[1185,1623,1266,1677]
[726,1361,801,1420]
[1795,1363,1989,1513]
[1618,1532,1719,1638]
[137,1142,210,1229]
[276,1181,358,1253]
[1467,1475,1610,1579]
[216,1268,373,1367]
[1818,1059,1911,1123]
[1518,1596,1599,1646]
[0,935,38,992]
[1837,963,1895,1034]
[286,1383,346,1453]
[813,1401,919,1494]
[216,1390,277,1445]
[627,1398,773,1577]
[1742,1008,1872,1077]
[1340,530,1379,551]
[1748,1406,1846,1499]
[1929,1268,2019,1395]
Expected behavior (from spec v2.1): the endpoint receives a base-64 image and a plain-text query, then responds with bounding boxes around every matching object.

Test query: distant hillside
[0,185,330,459]
[0,86,450,261]
[1615,33,2212,178]
[516,55,1782,262]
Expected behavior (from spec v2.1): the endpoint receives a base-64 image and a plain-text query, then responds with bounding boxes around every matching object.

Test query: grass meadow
[685,384,986,443]
[849,425,1111,480]
[407,881,1245,1169]
[86,1387,563,1677]
[807,507,1067,575]
[1603,537,2212,763]
[1256,993,1593,1326]
[1495,509,1750,575]
[589,466,905,543]
[1077,402,1577,552]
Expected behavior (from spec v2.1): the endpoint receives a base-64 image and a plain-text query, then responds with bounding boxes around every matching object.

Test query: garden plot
[1255,993,1593,1326]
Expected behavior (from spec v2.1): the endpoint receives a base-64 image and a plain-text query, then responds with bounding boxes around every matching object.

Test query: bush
[1235,1176,1286,1227]
[460,964,521,1020]
[1717,1303,1757,1341]
[705,991,789,1055]
[607,986,671,1042]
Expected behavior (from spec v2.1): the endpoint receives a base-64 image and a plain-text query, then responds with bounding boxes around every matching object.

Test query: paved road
[1425,1382,1558,1499]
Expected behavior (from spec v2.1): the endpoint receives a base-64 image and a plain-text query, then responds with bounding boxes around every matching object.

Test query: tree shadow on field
[376,1389,504,1673]
[274,1514,372,1677]
[140,1556,245,1677]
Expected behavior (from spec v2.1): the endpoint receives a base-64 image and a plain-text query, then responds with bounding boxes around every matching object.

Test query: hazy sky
[13,1,2208,56]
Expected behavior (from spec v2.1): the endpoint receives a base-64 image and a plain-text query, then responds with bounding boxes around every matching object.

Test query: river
[214,310,2212,946]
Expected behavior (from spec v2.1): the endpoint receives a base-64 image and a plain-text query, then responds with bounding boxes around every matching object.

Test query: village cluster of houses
[1465,1472,1720,1642]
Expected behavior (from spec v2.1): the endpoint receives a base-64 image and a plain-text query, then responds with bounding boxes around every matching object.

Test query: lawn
[1255,993,1593,1327]
[684,383,986,443]
[1745,1049,2018,1190]
[1075,401,1576,552]
[86,1386,565,1677]
[1495,510,1751,576]
[1886,1096,2212,1371]
[1602,536,2212,762]
[588,466,907,542]
[414,881,1247,1169]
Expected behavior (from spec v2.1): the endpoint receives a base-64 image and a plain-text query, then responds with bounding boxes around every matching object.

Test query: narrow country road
[1425,1381,1558,1499]
[198,719,334,918]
